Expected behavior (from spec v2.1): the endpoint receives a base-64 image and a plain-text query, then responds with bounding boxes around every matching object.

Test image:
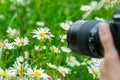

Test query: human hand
[99,23,120,80]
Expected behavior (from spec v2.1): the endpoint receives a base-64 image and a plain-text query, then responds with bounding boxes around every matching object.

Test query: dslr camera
[67,8,120,58]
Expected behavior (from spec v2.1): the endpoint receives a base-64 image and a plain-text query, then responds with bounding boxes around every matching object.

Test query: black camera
[67,8,120,58]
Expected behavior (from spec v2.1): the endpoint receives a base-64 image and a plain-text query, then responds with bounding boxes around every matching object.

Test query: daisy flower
[50,46,60,53]
[4,42,15,50]
[46,63,57,69]
[6,27,20,38]
[36,21,45,26]
[0,41,4,48]
[57,66,71,77]
[61,46,71,53]
[13,61,29,74]
[0,68,9,77]
[16,56,24,63]
[60,34,67,42]
[26,67,51,80]
[80,5,91,11]
[90,1,98,8]
[14,37,29,47]
[34,45,46,51]
[32,27,54,40]
[88,65,100,79]
[60,20,73,31]
[66,56,80,67]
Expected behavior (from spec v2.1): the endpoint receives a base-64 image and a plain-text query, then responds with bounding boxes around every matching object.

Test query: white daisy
[58,66,71,77]
[0,68,9,77]
[32,27,54,40]
[50,46,60,53]
[4,42,15,50]
[13,61,29,74]
[80,5,91,11]
[88,65,100,79]
[16,56,24,63]
[61,46,71,53]
[36,21,45,26]
[66,56,80,67]
[46,63,57,69]
[60,34,67,42]
[6,27,20,38]
[0,41,4,47]
[14,37,29,47]
[60,22,70,31]
[26,67,51,79]
[34,45,46,51]
[90,1,98,8]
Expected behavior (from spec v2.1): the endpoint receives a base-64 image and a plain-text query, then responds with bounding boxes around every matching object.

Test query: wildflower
[66,56,80,67]
[6,27,20,38]
[0,41,4,47]
[0,68,9,77]
[36,21,45,26]
[4,42,15,50]
[14,37,29,47]
[95,17,105,21]
[80,5,91,11]
[32,27,54,40]
[6,68,17,77]
[58,66,71,77]
[61,46,71,53]
[90,1,98,8]
[60,21,73,31]
[34,45,46,51]
[13,61,29,74]
[16,56,24,63]
[26,68,51,79]
[46,63,57,69]
[50,46,60,53]
[60,34,67,42]
[88,65,100,79]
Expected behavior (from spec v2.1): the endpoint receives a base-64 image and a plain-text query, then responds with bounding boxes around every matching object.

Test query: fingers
[99,23,118,58]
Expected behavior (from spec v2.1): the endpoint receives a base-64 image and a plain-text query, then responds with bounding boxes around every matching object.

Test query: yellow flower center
[53,47,58,52]
[29,73,34,77]
[17,68,23,73]
[34,71,42,77]
[18,41,24,46]
[1,72,9,77]
[0,42,3,47]
[85,60,90,65]
[69,59,73,63]
[38,32,46,37]
[92,70,99,76]
[61,70,66,74]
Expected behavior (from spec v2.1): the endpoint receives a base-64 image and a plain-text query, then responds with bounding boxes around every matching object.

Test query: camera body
[67,8,120,58]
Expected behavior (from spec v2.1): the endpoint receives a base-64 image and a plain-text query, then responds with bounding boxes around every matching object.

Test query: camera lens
[67,20,104,58]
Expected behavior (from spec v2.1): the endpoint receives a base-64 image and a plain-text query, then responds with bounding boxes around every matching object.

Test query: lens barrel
[67,20,103,58]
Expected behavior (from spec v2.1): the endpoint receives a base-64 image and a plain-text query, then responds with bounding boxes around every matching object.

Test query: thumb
[99,23,118,58]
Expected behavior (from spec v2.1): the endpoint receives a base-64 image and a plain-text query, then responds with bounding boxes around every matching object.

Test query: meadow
[0,0,119,80]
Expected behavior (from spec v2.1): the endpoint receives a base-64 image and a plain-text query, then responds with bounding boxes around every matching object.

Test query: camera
[67,8,120,58]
